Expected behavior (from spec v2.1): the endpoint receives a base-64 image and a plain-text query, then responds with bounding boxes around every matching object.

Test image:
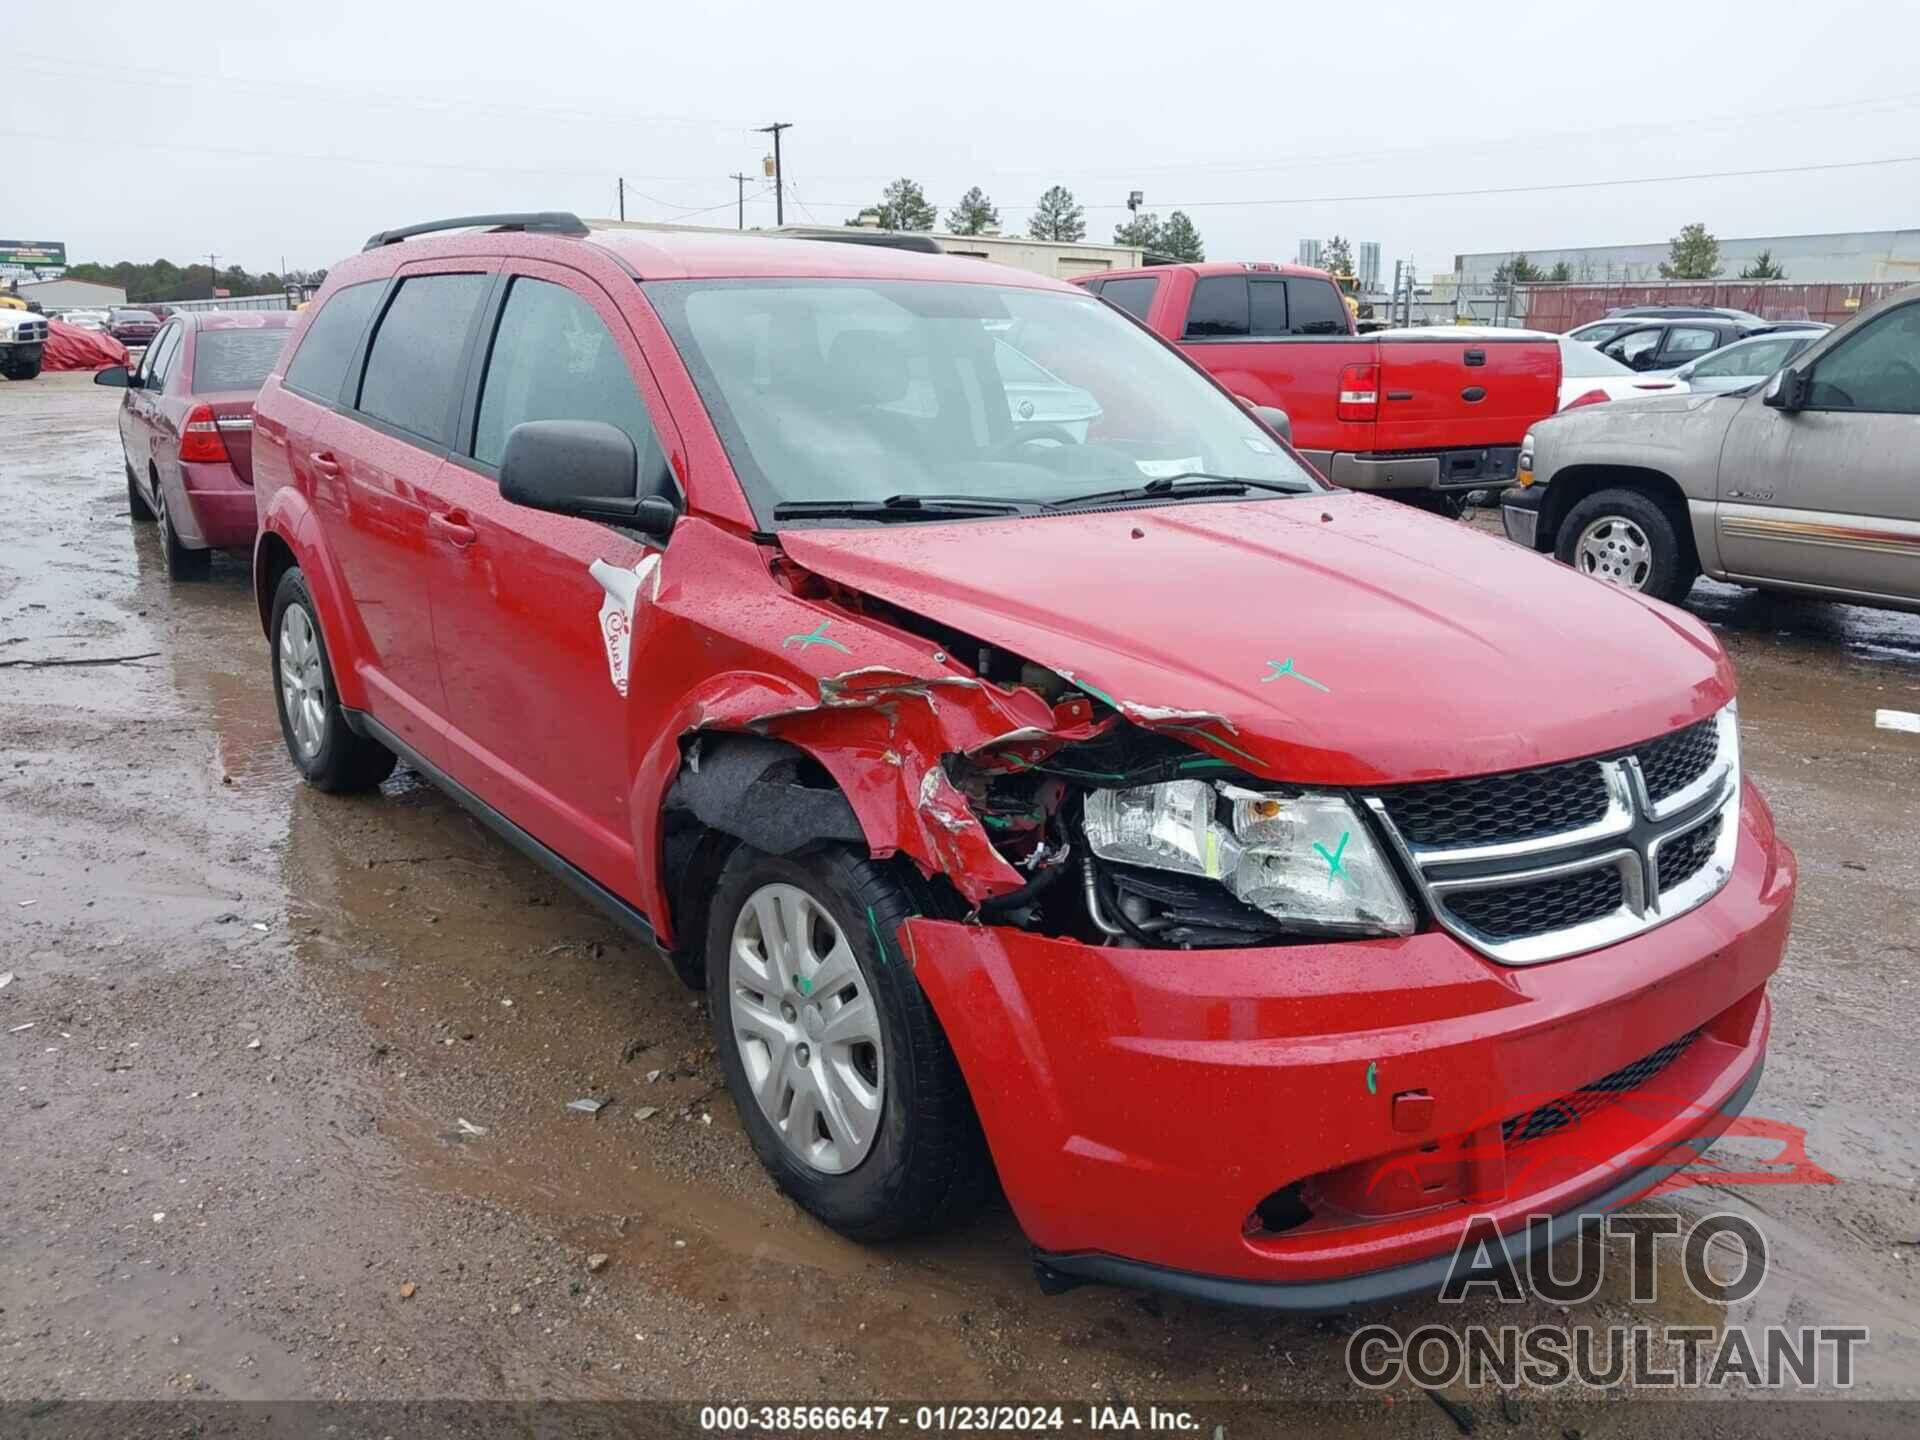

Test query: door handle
[309,450,341,478]
[430,511,477,548]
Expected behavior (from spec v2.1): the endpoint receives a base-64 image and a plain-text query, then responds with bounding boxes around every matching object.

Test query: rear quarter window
[1100,276,1159,323]
[283,281,385,403]
[1285,278,1349,335]
[356,273,492,446]
[1183,276,1249,338]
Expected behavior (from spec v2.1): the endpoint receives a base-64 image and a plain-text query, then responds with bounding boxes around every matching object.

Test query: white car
[1373,326,1689,411]
[60,309,110,331]
[1645,326,1831,396]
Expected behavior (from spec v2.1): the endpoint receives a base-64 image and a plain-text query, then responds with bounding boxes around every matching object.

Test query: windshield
[1558,337,1632,377]
[644,278,1318,523]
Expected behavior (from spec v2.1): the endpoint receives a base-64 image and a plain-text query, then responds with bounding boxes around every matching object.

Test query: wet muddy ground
[3,373,1916,1431]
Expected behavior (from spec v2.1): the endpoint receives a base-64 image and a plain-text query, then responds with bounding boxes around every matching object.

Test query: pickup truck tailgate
[1374,337,1560,452]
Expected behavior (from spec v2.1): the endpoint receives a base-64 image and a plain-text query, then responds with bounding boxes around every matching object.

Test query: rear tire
[1555,487,1698,605]
[707,844,991,1242]
[269,567,396,793]
[153,474,212,581]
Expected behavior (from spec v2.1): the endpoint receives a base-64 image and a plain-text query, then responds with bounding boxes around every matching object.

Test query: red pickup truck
[1077,262,1561,503]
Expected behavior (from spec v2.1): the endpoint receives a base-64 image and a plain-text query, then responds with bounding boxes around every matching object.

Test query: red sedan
[100,310,296,580]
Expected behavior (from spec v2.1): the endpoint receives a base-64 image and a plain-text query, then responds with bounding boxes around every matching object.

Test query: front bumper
[1501,484,1547,549]
[905,780,1794,1305]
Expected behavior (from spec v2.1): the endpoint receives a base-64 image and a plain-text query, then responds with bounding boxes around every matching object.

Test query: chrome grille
[1363,705,1741,966]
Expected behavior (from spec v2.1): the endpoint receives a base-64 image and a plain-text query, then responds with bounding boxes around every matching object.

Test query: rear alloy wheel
[707,845,991,1241]
[269,567,396,793]
[152,474,211,581]
[1556,487,1698,605]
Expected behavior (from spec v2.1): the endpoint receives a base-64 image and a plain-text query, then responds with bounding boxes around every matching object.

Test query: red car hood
[778,493,1734,786]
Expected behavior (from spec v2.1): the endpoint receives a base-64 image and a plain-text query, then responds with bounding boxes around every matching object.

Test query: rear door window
[1604,326,1664,369]
[283,281,384,403]
[1100,276,1159,323]
[357,273,491,446]
[1285,278,1350,335]
[1183,276,1249,338]
[194,329,292,392]
[472,276,664,480]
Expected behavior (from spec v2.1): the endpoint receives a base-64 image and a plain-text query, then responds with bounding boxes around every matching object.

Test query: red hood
[777,493,1734,786]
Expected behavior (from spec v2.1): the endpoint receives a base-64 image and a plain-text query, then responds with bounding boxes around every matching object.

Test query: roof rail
[362,211,590,252]
[784,228,944,255]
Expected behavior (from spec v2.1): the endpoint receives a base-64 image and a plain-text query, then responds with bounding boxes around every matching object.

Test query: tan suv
[1502,286,1920,610]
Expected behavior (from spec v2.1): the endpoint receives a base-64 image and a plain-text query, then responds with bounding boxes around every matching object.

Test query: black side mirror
[1764,364,1808,412]
[500,419,676,541]
[1253,405,1293,445]
[94,365,131,388]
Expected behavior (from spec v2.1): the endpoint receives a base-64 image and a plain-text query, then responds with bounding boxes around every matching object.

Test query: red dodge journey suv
[251,212,1795,1309]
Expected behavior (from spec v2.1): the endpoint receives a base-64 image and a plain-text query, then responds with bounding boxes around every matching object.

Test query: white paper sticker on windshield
[1242,436,1275,454]
[1135,457,1204,479]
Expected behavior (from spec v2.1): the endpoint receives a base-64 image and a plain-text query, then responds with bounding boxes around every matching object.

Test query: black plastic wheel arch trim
[1030,1052,1762,1313]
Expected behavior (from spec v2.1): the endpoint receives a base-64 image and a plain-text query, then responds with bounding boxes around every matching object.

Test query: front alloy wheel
[1574,514,1652,591]
[728,882,884,1174]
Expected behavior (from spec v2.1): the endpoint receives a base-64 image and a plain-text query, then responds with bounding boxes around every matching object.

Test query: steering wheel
[999,423,1082,455]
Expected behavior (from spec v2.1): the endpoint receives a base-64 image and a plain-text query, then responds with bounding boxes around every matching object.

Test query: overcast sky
[9,0,1919,278]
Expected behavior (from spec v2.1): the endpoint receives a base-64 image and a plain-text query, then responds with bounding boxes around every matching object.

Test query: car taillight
[1336,363,1379,421]
[179,403,231,463]
[1561,388,1612,411]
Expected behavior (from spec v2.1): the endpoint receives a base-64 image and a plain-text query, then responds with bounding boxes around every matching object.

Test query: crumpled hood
[779,493,1734,786]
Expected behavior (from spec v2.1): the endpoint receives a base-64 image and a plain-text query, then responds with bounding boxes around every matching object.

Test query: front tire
[2,357,40,381]
[707,845,990,1242]
[1556,488,1698,605]
[270,567,396,793]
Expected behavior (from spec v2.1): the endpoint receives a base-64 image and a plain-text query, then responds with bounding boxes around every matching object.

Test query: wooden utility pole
[755,123,792,226]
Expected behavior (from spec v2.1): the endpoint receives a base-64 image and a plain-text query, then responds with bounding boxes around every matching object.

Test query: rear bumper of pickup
[1303,446,1522,493]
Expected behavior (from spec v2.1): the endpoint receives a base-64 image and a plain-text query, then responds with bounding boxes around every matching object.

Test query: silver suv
[1502,286,1920,609]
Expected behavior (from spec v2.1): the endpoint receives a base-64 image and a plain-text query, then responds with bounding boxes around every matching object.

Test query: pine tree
[945,186,1000,236]
[1739,249,1786,280]
[1112,212,1162,248]
[1158,212,1204,262]
[1321,235,1355,277]
[1660,223,1722,280]
[1027,186,1086,242]
[873,178,937,232]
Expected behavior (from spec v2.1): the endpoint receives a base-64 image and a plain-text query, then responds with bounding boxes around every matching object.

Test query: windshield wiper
[1045,472,1314,510]
[773,493,1028,523]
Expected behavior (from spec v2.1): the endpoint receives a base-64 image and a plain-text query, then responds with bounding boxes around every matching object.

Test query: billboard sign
[0,240,67,269]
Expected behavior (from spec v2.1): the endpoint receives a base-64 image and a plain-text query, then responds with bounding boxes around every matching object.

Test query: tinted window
[147,325,183,387]
[1605,327,1663,367]
[1184,276,1249,338]
[1286,278,1350,335]
[116,310,159,323]
[193,329,291,392]
[358,273,490,445]
[1806,304,1920,413]
[1661,327,1719,360]
[473,277,660,471]
[284,281,384,403]
[1101,276,1159,323]
[1249,279,1288,337]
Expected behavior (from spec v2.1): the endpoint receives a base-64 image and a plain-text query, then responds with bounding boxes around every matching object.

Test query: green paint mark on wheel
[782,619,851,654]
[865,906,889,964]
[1365,1060,1378,1096]
[793,974,813,996]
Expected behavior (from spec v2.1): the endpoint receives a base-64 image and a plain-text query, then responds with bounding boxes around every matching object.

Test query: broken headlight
[1082,780,1415,937]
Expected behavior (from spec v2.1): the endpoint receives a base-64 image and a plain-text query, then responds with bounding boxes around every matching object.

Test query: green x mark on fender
[1260,657,1330,692]
[781,619,851,655]
[1313,830,1351,886]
